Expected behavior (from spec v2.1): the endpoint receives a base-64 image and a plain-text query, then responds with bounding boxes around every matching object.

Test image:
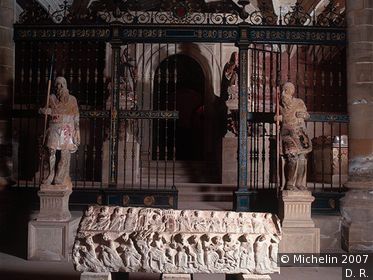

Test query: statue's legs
[54,150,71,184]
[295,154,307,190]
[284,154,298,190]
[42,148,56,185]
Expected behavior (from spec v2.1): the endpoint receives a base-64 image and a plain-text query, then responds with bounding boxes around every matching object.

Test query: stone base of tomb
[28,217,80,261]
[81,272,112,280]
[238,274,271,280]
[162,274,191,280]
[279,190,320,253]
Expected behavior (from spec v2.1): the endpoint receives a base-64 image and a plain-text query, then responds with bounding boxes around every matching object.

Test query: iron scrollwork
[317,1,345,27]
[17,0,53,25]
[16,0,345,28]
[282,3,312,26]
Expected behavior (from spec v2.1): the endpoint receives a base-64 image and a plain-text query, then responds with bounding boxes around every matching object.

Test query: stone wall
[341,0,373,252]
[0,0,14,187]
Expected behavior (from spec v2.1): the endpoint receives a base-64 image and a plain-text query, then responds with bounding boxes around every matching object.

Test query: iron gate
[12,0,347,211]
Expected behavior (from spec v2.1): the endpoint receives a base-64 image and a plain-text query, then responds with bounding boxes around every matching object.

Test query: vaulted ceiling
[16,0,345,17]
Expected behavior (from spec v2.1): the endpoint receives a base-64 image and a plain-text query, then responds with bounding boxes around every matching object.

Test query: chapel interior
[0,0,372,279]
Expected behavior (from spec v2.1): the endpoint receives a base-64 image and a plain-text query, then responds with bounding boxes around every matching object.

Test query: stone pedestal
[222,136,237,184]
[28,216,80,261]
[162,274,191,280]
[81,272,112,280]
[37,183,72,221]
[28,182,78,261]
[279,190,320,253]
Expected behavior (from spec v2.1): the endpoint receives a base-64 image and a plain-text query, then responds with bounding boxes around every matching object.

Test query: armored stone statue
[277,82,312,190]
[39,76,80,186]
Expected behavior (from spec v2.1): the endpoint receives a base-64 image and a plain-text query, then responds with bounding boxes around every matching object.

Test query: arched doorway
[152,54,205,161]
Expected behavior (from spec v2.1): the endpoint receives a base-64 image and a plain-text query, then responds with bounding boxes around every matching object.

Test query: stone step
[137,175,220,184]
[176,183,236,202]
[140,168,218,176]
[139,161,220,183]
[140,160,218,168]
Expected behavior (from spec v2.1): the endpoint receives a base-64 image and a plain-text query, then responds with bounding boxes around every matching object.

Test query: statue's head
[282,82,295,97]
[55,77,69,100]
[282,82,295,106]
[55,76,67,90]
[229,51,238,65]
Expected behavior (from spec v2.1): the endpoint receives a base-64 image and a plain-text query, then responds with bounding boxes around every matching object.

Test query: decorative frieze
[73,206,281,275]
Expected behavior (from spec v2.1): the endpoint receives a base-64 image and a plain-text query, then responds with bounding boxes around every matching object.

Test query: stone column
[341,0,373,252]
[0,0,14,187]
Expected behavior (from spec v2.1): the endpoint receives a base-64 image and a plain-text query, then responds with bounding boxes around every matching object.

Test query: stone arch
[136,43,224,162]
[138,43,221,106]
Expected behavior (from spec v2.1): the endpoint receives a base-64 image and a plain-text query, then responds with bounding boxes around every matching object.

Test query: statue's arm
[295,100,310,119]
[274,105,283,122]
[39,95,56,115]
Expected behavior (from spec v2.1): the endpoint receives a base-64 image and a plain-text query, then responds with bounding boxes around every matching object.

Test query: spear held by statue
[39,54,54,184]
[275,85,281,195]
[42,54,55,146]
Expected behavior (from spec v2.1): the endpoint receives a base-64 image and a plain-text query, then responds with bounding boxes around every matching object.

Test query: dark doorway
[152,54,205,161]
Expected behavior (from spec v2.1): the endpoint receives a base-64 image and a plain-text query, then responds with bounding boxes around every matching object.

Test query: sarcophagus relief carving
[73,206,281,275]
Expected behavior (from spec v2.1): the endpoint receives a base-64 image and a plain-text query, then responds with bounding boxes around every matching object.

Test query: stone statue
[221,51,238,102]
[39,77,80,186]
[221,51,239,137]
[277,82,312,190]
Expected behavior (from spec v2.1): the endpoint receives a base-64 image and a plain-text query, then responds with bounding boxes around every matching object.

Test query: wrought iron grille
[245,43,347,191]
[12,0,347,210]
[13,40,106,188]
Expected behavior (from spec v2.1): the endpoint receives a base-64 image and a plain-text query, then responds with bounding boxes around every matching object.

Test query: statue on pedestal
[276,82,312,190]
[221,51,239,137]
[39,76,80,186]
[221,51,238,102]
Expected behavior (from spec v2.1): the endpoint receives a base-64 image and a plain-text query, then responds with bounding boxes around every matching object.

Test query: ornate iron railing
[17,0,345,27]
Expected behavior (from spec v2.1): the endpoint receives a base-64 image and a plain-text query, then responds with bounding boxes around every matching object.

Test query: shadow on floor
[0,188,39,259]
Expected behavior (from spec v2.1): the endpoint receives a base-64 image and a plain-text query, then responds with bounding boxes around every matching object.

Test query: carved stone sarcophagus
[72,206,282,275]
